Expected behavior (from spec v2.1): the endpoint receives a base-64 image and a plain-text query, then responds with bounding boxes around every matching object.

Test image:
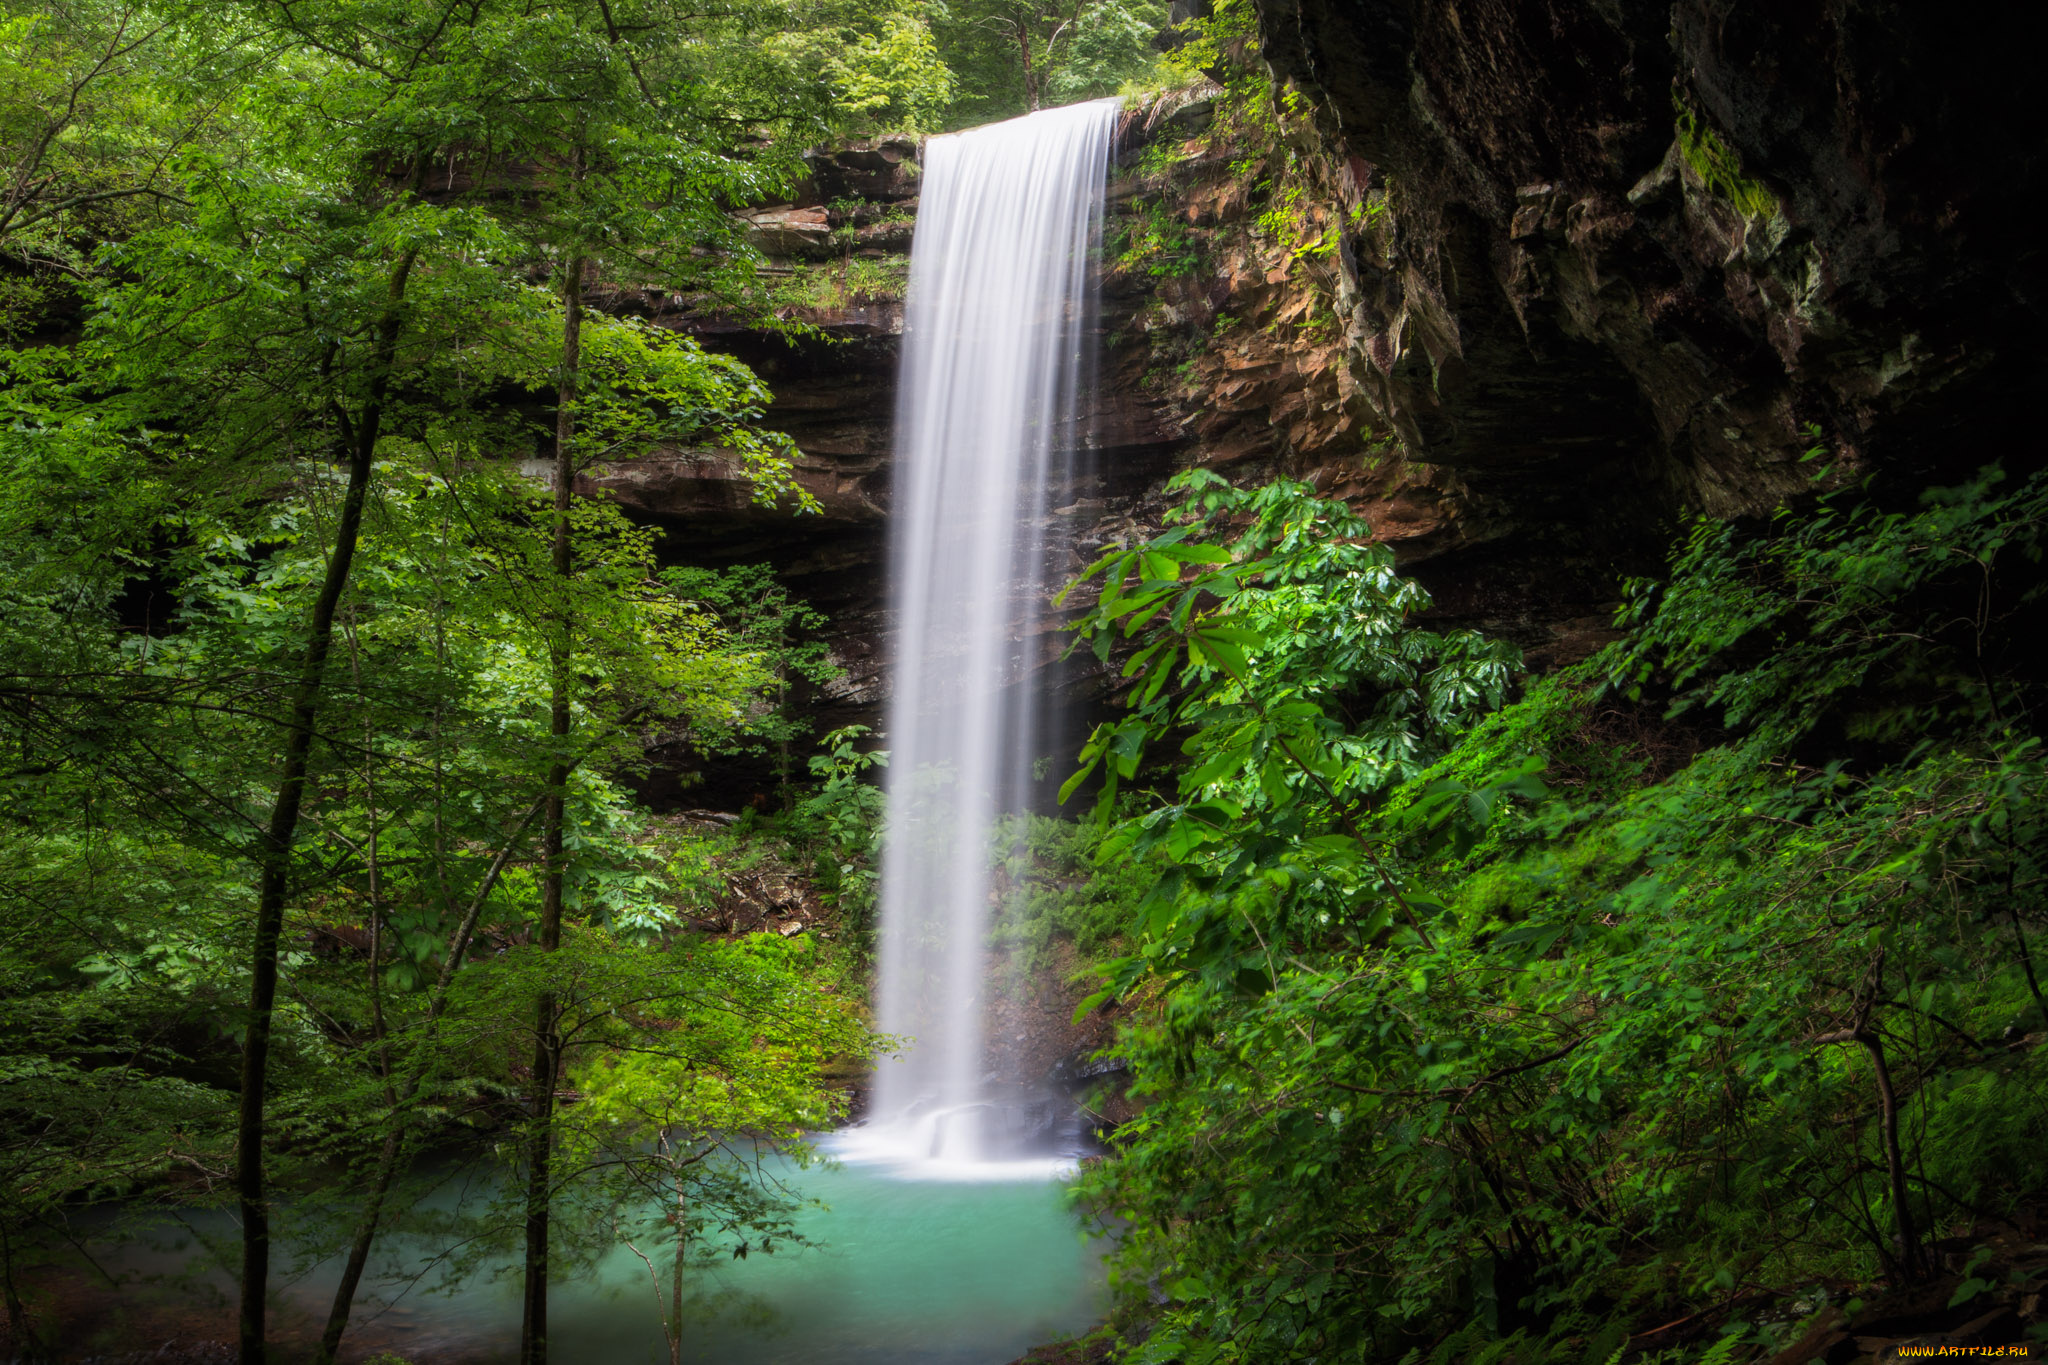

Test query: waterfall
[860,98,1120,1171]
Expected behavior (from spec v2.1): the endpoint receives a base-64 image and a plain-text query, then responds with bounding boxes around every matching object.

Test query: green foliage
[0,0,884,1347]
[1061,469,1517,824]
[790,725,889,940]
[820,9,956,132]
[1158,0,1273,140]
[768,255,911,312]
[1043,0,1166,104]
[576,319,810,508]
[1113,197,1203,278]
[0,424,862,1332]
[328,918,875,1357]
[471,926,872,1254]
[1075,468,2048,1363]
[1609,465,2047,748]
[1673,95,1780,219]
[0,0,237,334]
[990,812,1153,974]
[660,563,843,780]
[928,0,1167,125]
[797,726,888,849]
[1255,181,1337,261]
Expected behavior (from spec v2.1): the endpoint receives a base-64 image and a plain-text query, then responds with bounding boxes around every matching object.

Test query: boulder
[736,204,832,256]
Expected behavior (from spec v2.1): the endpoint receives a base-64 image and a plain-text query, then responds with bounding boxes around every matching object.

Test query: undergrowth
[1072,464,2048,1363]
[990,813,1152,974]
[768,255,909,312]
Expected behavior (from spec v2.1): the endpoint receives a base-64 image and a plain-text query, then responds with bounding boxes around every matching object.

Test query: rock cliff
[1249,0,2048,531]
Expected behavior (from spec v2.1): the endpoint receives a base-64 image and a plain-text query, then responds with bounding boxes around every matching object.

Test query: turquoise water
[551,1156,1105,1364]
[56,1148,1105,1364]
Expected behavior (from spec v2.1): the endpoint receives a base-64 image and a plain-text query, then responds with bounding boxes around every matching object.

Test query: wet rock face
[1250,0,2048,514]
[800,135,923,208]
[1093,100,1645,664]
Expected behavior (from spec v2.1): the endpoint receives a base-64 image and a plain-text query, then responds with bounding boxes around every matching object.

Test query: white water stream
[856,98,1121,1172]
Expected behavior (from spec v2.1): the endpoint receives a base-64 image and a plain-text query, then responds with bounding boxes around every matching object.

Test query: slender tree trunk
[1015,19,1039,111]
[306,637,399,1365]
[670,1174,686,1365]
[2,1219,44,1363]
[311,1127,401,1360]
[1860,1027,1927,1280]
[314,511,465,1365]
[237,245,419,1365]
[313,796,545,1364]
[2010,902,2048,1026]
[1817,954,1928,1283]
[1855,952,1925,1281]
[519,251,585,1365]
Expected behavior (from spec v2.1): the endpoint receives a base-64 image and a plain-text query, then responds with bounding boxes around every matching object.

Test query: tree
[315,5,825,1350]
[536,931,871,1365]
[932,0,1166,119]
[0,0,237,334]
[40,144,517,1365]
[1,0,827,1354]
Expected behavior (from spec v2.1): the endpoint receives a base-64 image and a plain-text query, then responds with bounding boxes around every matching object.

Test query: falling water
[856,99,1120,1171]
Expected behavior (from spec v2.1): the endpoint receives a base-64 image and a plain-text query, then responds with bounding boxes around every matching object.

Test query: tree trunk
[2010,902,2048,1026]
[311,1126,400,1362]
[1015,19,1040,111]
[1817,954,1928,1283]
[313,796,545,1365]
[671,1177,686,1365]
[1861,1027,1927,1280]
[2,1219,45,1363]
[519,251,585,1365]
[237,245,419,1365]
